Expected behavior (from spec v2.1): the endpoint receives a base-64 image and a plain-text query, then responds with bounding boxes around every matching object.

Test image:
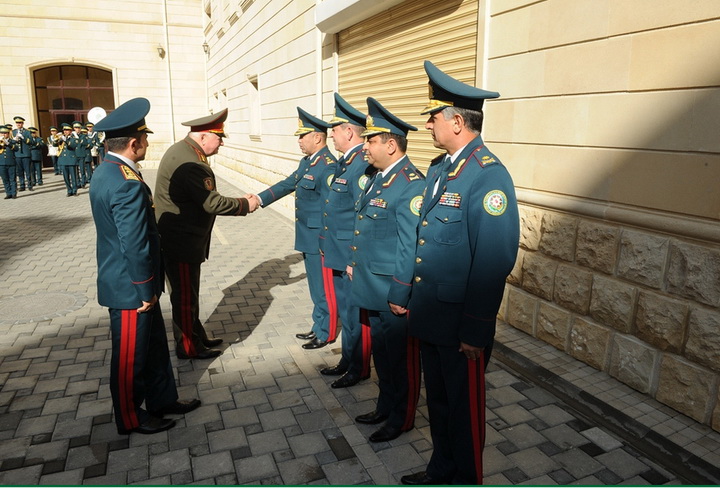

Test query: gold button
[376,190,381,194]
[422,220,428,226]
[444,217,448,222]
[295,218,299,221]
[354,230,360,235]
[419,238,425,245]
[373,213,377,217]
[324,226,328,230]
[351,246,357,251]
[415,276,422,283]
[416,257,422,263]
[359,215,363,220]
[325,199,329,203]
[323,212,327,217]
[351,261,356,266]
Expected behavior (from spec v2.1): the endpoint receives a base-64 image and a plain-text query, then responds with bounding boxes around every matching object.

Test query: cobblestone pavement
[1,168,720,485]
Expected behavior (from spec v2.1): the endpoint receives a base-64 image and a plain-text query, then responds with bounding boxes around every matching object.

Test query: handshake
[243,193,262,213]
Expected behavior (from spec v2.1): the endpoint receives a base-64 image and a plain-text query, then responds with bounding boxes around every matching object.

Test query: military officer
[57,123,79,196]
[155,108,258,360]
[400,61,520,486]
[72,121,91,188]
[86,122,101,169]
[254,107,337,349]
[29,127,45,186]
[90,97,201,435]
[0,127,19,199]
[347,97,424,443]
[12,116,33,191]
[319,93,375,388]
[47,126,61,175]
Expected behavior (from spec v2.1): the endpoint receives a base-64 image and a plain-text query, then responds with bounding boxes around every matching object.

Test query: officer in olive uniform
[0,127,19,199]
[155,108,256,360]
[256,108,337,349]
[29,127,45,186]
[57,124,79,196]
[47,126,61,175]
[318,93,375,387]
[347,97,424,443]
[90,97,200,435]
[400,61,520,486]
[12,116,33,191]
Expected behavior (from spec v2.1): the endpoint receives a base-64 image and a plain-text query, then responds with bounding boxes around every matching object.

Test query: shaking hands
[243,194,261,213]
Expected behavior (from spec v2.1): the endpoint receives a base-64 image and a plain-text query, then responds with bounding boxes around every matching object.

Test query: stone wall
[501,204,720,431]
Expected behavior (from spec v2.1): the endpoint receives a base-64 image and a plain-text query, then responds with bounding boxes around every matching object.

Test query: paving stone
[0,464,43,484]
[287,432,329,457]
[15,414,57,436]
[235,453,278,484]
[507,446,561,479]
[191,450,235,480]
[494,404,536,426]
[375,444,425,474]
[500,423,548,450]
[489,385,529,406]
[259,407,298,431]
[106,446,148,474]
[322,457,372,485]
[24,439,69,464]
[531,404,576,427]
[482,445,515,476]
[581,426,624,452]
[553,448,604,478]
[541,423,591,449]
[149,448,191,478]
[207,426,248,452]
[39,467,84,485]
[248,429,290,455]
[220,406,259,428]
[66,443,109,470]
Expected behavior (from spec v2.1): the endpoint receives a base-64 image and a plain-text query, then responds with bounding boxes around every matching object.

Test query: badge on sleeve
[204,177,215,191]
[410,195,423,216]
[358,174,369,191]
[483,190,507,216]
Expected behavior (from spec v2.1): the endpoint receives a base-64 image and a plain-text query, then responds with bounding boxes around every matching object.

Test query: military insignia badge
[481,155,497,166]
[410,195,423,216]
[204,177,214,191]
[358,174,369,191]
[369,198,387,209]
[120,165,140,181]
[334,178,347,186]
[326,174,334,187]
[366,115,374,127]
[483,190,507,216]
[439,192,462,208]
[303,174,315,181]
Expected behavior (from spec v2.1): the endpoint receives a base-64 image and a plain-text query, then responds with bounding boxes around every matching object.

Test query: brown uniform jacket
[154,136,248,263]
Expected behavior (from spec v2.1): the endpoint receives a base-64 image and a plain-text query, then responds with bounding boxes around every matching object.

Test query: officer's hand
[459,342,484,361]
[389,302,407,316]
[137,295,158,313]
[244,194,260,213]
[346,265,353,281]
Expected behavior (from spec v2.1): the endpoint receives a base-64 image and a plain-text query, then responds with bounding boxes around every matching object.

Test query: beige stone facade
[1,0,719,430]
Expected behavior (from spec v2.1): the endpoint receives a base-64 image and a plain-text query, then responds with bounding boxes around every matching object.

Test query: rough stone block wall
[501,205,720,431]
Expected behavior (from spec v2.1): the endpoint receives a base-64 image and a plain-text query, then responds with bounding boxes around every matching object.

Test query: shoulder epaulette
[324,155,334,165]
[120,165,140,181]
[477,154,499,167]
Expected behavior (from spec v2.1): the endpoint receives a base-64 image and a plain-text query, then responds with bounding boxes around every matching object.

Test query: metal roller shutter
[338,0,479,172]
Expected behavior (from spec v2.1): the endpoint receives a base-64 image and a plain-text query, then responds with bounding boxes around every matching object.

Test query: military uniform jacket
[89,154,164,309]
[407,135,519,348]
[349,157,425,312]
[155,136,247,263]
[72,133,90,161]
[0,139,18,166]
[319,145,374,270]
[30,136,45,161]
[258,146,336,254]
[57,137,79,166]
[12,128,31,158]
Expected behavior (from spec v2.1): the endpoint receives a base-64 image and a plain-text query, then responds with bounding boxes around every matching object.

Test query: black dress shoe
[320,364,347,376]
[296,331,316,340]
[302,337,329,349]
[355,410,388,425]
[150,399,201,417]
[117,417,176,435]
[400,471,448,485]
[369,424,404,442]
[176,347,222,359]
[203,337,223,347]
[331,373,363,389]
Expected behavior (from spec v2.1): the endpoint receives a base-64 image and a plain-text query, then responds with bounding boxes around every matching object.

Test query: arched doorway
[33,65,115,166]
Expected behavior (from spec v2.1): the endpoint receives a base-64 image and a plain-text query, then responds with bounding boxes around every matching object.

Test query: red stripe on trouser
[360,309,372,376]
[119,310,139,428]
[467,351,486,484]
[402,335,420,430]
[179,263,196,355]
[321,256,338,340]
